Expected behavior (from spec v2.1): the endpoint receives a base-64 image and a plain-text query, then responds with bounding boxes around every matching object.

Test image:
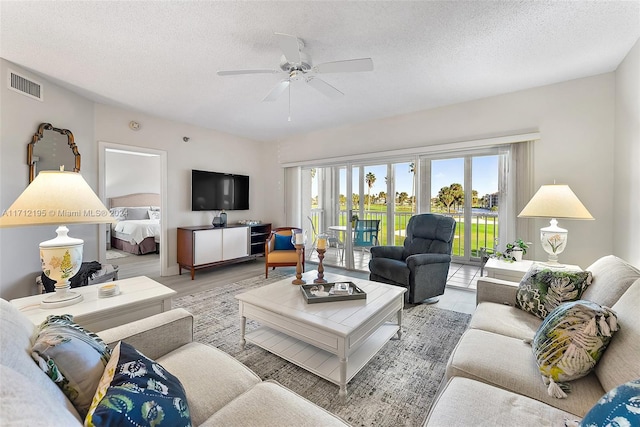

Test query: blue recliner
[369,214,456,304]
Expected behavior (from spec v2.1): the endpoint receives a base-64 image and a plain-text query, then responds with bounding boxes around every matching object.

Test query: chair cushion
[85,341,191,426]
[532,300,618,398]
[368,257,409,285]
[515,264,592,319]
[157,342,261,426]
[267,251,298,264]
[274,233,295,250]
[30,314,112,418]
[200,381,348,426]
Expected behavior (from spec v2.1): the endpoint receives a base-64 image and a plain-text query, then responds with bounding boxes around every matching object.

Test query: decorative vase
[512,249,523,262]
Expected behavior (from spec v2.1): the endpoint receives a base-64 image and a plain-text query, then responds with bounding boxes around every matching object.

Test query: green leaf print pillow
[532,300,618,399]
[516,264,592,319]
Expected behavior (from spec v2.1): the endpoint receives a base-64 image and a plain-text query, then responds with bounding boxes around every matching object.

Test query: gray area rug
[173,272,471,427]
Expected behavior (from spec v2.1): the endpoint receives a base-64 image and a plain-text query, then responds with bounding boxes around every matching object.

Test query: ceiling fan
[217,33,374,102]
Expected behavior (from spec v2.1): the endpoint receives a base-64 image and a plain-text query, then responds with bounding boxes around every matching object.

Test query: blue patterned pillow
[31,314,111,418]
[516,264,592,319]
[274,233,295,250]
[579,378,640,426]
[85,341,191,426]
[532,300,618,399]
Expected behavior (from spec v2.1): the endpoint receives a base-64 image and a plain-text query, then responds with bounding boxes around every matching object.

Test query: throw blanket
[114,219,160,244]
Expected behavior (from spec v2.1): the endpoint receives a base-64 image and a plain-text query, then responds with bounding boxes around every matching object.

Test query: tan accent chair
[264,227,305,278]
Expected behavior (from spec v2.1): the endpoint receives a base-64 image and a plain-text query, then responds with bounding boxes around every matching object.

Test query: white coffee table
[10,276,175,332]
[235,271,406,398]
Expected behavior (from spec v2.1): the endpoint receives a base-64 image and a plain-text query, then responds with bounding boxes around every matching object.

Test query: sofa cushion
[446,328,604,416]
[0,365,83,426]
[469,302,542,340]
[532,301,618,398]
[581,255,640,308]
[200,381,348,426]
[515,264,592,319]
[424,377,581,427]
[595,278,640,392]
[157,342,261,426]
[578,378,640,427]
[85,341,191,427]
[31,314,112,418]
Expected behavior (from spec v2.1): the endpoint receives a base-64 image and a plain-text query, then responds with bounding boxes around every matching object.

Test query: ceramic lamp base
[41,289,83,308]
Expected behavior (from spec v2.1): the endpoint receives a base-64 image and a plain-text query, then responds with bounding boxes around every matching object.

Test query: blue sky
[332,156,499,198]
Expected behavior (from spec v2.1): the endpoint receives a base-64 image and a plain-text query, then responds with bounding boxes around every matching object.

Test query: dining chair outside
[307,216,344,260]
[354,219,380,252]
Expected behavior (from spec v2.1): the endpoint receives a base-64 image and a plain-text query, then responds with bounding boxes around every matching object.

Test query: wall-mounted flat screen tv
[191,169,249,211]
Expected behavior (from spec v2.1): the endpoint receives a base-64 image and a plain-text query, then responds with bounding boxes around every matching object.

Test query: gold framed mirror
[27,123,80,183]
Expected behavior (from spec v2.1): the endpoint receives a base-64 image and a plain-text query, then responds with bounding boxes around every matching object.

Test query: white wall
[614,38,640,267]
[0,60,98,299]
[275,73,618,267]
[94,104,270,276]
[105,151,160,199]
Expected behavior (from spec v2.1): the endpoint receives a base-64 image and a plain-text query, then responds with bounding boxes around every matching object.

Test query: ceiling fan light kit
[217,32,373,109]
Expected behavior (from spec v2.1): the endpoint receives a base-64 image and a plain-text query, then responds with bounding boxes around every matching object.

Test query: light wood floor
[109,251,477,314]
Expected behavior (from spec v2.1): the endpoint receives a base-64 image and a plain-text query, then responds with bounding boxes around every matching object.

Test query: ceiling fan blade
[274,32,301,65]
[263,80,290,102]
[306,77,343,99]
[217,69,280,76]
[313,58,374,74]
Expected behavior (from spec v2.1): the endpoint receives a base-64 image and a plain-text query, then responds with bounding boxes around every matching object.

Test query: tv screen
[191,170,249,211]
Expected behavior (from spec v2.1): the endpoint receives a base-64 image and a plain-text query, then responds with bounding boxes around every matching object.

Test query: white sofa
[0,299,349,426]
[425,255,640,426]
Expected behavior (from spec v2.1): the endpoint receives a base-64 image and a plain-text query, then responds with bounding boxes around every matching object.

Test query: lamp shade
[518,185,594,220]
[0,171,114,227]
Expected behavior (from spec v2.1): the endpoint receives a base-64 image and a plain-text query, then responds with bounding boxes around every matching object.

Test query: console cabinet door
[194,229,223,265]
[222,227,249,260]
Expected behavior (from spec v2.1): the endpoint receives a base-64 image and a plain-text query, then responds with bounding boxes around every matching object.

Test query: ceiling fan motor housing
[280,52,312,75]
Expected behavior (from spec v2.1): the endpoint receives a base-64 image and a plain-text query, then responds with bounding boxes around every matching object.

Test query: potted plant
[493,239,530,262]
[351,213,359,227]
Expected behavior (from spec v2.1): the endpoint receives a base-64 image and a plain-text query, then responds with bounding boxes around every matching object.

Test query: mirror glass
[28,123,80,183]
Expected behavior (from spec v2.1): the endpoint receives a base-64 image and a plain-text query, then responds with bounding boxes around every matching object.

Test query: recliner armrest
[370,245,405,260]
[97,308,194,360]
[406,253,451,268]
[476,277,519,306]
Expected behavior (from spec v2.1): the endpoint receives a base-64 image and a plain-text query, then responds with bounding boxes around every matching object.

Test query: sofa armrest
[370,245,404,260]
[97,308,194,360]
[476,277,519,306]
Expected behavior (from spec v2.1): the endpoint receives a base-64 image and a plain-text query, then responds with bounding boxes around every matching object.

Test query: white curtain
[498,140,534,251]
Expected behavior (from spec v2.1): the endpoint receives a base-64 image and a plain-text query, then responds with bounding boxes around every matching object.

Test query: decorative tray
[300,282,366,304]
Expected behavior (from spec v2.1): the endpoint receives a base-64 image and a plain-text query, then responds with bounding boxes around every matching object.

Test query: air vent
[8,70,43,101]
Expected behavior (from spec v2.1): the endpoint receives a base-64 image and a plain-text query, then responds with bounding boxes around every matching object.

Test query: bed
[109,193,161,255]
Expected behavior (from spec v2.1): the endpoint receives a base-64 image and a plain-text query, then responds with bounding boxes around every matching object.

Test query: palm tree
[365,172,376,211]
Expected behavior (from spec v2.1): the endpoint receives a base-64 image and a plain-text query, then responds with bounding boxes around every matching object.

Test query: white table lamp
[518,184,593,265]
[0,170,114,308]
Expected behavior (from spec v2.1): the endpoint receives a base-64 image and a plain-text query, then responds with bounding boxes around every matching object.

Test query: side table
[11,276,175,332]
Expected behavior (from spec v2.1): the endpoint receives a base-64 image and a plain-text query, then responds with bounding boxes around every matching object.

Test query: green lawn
[312,203,498,258]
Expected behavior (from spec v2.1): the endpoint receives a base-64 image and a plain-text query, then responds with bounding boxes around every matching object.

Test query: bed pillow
[31,314,112,418]
[125,207,150,220]
[515,264,592,319]
[85,341,191,427]
[148,210,161,220]
[274,233,295,250]
[532,300,618,399]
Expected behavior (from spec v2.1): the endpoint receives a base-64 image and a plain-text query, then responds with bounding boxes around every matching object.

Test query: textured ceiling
[1,1,638,142]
